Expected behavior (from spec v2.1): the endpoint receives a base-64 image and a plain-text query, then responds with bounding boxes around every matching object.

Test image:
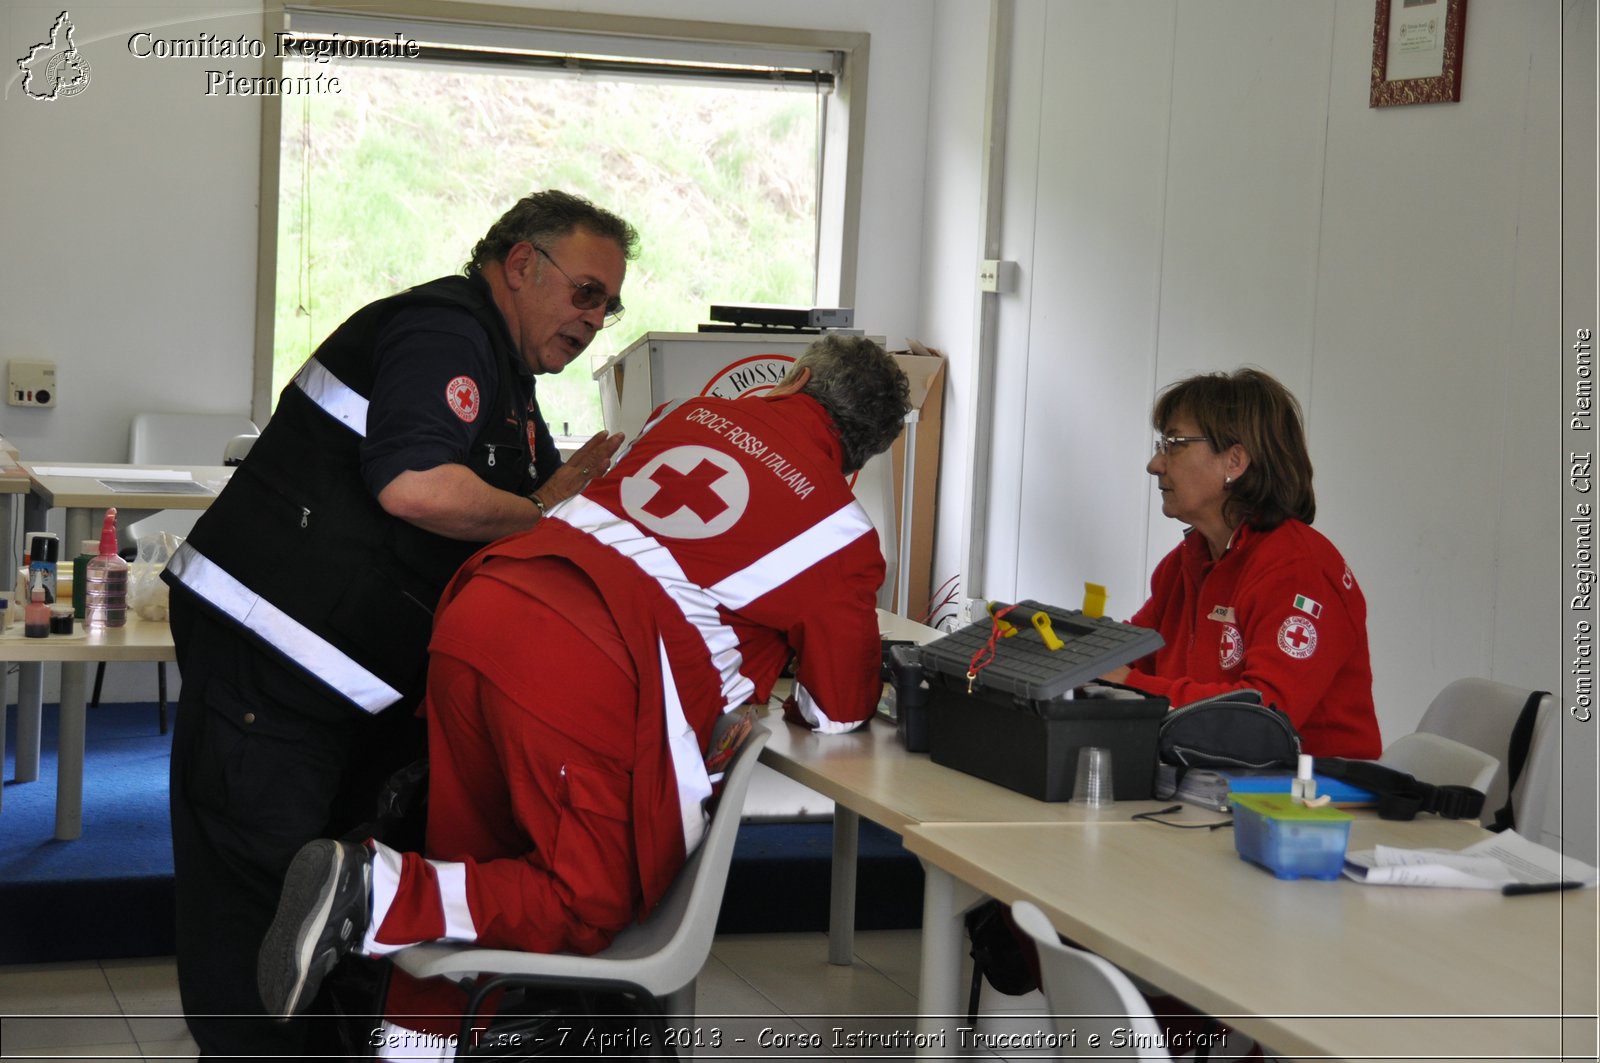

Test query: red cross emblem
[619,445,750,540]
[446,375,480,423]
[1218,624,1243,669]
[643,459,731,521]
[1277,615,1318,659]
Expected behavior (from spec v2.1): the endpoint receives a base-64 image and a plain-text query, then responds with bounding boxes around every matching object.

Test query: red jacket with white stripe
[1119,519,1381,759]
[433,391,886,914]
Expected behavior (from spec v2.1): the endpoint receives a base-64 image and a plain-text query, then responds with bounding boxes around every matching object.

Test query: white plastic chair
[1378,731,1500,796]
[390,720,771,1052]
[1009,900,1173,1061]
[124,412,259,543]
[93,412,258,731]
[1414,678,1560,842]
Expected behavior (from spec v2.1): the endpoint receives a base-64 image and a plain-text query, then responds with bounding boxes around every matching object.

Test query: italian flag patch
[1292,594,1323,618]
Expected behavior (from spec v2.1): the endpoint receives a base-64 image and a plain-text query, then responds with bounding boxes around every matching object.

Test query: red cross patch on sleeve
[1278,615,1319,659]
[446,376,481,422]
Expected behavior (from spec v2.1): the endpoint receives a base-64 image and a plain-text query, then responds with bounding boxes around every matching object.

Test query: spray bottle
[85,508,129,630]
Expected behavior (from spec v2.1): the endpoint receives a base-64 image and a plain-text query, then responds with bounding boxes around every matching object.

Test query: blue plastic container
[1230,792,1353,881]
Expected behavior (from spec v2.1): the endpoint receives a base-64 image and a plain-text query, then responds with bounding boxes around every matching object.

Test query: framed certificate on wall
[1370,0,1467,108]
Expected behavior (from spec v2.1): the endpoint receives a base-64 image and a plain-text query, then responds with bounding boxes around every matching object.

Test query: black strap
[1487,690,1550,833]
[1316,758,1485,821]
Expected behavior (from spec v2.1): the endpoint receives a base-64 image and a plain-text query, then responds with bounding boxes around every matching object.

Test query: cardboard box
[885,341,946,621]
[592,332,946,616]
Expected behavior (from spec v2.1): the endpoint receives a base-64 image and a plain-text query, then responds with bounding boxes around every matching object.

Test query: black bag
[965,899,1040,1023]
[1158,690,1301,772]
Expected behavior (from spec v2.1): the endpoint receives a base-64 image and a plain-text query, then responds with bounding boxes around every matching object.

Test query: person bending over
[256,335,912,1058]
[161,190,634,1058]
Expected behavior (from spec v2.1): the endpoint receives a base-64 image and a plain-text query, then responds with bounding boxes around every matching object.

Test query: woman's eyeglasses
[1152,434,1210,456]
[534,245,624,327]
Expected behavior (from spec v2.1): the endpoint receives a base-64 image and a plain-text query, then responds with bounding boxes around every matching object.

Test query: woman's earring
[1224,475,1233,486]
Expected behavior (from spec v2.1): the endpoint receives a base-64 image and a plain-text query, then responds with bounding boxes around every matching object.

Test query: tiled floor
[0,930,1057,1061]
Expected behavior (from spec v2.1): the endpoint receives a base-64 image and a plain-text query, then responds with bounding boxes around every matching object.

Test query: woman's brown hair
[1152,367,1315,530]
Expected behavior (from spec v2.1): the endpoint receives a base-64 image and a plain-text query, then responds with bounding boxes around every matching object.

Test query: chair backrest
[129,412,260,465]
[1009,900,1173,1061]
[1415,678,1558,840]
[125,412,259,543]
[223,433,259,466]
[392,718,771,1003]
[591,721,770,971]
[1378,731,1500,796]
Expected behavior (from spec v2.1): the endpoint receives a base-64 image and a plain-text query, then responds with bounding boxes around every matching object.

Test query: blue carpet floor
[1,701,920,965]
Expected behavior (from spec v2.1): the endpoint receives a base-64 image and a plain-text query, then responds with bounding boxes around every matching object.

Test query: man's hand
[532,430,625,512]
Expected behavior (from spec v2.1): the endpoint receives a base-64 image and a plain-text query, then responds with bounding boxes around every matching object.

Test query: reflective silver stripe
[793,680,857,735]
[166,542,402,714]
[432,859,475,941]
[365,841,407,957]
[553,496,755,710]
[294,357,369,436]
[660,639,712,854]
[374,1019,455,1061]
[606,398,690,468]
[707,501,874,609]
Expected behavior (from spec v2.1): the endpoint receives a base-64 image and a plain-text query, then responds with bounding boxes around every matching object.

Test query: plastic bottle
[25,587,49,638]
[72,540,96,619]
[28,532,59,605]
[85,508,129,630]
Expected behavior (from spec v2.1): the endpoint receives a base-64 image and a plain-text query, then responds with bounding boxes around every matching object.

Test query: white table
[757,610,1175,1006]
[9,461,227,787]
[902,819,1600,1062]
[0,615,175,838]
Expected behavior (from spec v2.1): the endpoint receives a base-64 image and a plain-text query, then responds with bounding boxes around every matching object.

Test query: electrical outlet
[7,360,56,407]
[978,259,1019,294]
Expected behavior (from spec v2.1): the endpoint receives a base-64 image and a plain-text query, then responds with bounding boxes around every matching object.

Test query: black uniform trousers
[167,593,425,1059]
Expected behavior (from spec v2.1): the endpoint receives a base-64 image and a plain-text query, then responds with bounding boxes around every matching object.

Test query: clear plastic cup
[1072,746,1115,806]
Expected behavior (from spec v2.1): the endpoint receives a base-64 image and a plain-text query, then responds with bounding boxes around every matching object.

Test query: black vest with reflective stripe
[169,274,538,713]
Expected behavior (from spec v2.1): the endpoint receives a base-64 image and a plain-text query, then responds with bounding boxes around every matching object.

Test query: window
[257,5,865,440]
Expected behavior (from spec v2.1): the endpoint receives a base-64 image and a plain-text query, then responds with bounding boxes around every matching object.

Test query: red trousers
[376,579,642,1040]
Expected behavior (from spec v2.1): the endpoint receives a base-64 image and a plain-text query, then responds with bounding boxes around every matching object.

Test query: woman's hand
[1100,665,1131,685]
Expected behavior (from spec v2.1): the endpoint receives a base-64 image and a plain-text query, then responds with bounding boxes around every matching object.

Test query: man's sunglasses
[534,245,624,327]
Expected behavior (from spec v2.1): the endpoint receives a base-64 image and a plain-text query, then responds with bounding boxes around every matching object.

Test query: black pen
[1502,880,1584,896]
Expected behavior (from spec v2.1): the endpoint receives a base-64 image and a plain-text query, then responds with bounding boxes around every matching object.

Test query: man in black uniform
[162,189,634,1058]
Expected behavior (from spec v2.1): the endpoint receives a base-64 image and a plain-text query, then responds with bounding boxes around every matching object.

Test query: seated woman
[1102,367,1381,759]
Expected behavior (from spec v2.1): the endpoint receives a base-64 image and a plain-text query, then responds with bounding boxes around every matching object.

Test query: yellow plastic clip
[1031,611,1065,651]
[1082,582,1108,619]
[987,601,1018,637]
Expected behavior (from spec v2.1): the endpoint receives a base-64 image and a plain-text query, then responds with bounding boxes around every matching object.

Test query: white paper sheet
[1344,829,1600,890]
[29,466,193,481]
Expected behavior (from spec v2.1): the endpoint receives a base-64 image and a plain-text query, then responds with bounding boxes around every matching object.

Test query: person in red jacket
[255,334,911,1054]
[1103,367,1381,759]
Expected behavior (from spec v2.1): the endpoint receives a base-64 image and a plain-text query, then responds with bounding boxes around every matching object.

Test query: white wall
[5,0,1594,857]
[1,0,933,701]
[919,0,1592,857]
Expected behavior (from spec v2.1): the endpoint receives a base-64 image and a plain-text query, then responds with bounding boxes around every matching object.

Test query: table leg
[828,806,860,966]
[14,662,42,782]
[56,660,88,840]
[64,507,93,564]
[15,491,46,783]
[916,860,983,1053]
